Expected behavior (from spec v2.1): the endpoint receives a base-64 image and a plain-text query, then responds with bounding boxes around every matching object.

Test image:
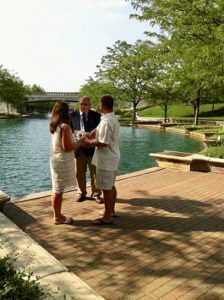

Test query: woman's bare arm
[61,124,83,151]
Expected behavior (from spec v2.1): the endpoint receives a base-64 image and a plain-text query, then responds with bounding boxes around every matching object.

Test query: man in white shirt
[87,95,120,225]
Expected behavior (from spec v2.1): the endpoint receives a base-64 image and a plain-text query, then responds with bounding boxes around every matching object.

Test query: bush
[0,255,47,300]
[201,146,224,158]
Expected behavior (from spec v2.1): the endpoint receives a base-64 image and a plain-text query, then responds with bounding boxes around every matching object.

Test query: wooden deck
[4,167,224,300]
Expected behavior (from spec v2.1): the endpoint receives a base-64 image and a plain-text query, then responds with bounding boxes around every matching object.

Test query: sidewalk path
[4,167,224,300]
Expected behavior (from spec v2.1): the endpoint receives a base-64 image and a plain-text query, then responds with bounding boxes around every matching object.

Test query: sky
[0,0,151,92]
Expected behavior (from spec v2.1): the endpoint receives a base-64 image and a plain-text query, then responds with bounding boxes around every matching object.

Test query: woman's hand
[75,140,88,149]
[85,132,95,140]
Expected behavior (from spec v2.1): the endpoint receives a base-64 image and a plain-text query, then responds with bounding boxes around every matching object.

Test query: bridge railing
[30,92,79,96]
[26,92,80,103]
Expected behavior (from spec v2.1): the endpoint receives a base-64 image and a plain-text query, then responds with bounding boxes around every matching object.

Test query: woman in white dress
[50,101,84,224]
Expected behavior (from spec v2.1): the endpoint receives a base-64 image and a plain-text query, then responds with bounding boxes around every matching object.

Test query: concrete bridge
[0,92,80,115]
[27,92,80,103]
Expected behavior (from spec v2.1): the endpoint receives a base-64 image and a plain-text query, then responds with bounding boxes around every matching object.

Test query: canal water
[0,117,204,198]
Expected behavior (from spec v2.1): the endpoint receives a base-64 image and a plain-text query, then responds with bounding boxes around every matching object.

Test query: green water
[0,117,204,198]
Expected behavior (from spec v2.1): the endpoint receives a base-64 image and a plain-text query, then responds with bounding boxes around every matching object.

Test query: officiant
[70,96,102,203]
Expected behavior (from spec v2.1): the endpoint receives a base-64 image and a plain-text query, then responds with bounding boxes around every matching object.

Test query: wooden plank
[3,169,224,300]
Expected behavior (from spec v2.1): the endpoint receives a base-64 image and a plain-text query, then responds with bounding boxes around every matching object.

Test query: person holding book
[70,96,102,203]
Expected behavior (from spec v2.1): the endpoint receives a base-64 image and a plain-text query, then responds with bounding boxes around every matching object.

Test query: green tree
[96,40,157,123]
[0,65,27,114]
[26,84,45,94]
[80,77,117,110]
[147,43,180,122]
[128,0,224,124]
[24,84,49,113]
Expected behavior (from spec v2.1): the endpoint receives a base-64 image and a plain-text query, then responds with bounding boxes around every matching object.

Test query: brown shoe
[99,210,118,218]
[76,194,86,202]
[91,218,113,225]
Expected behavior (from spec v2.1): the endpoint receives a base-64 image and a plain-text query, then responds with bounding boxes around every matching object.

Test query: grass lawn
[138,103,224,120]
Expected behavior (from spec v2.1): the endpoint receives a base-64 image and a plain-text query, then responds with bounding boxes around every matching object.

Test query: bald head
[79,96,91,113]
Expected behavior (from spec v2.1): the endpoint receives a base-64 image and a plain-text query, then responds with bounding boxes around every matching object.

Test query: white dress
[50,124,77,194]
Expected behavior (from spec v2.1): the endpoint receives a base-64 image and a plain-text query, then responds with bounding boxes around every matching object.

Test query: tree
[128,0,224,124]
[26,84,45,94]
[0,66,27,114]
[23,84,48,114]
[96,40,157,123]
[80,77,117,110]
[150,76,179,122]
[146,43,181,122]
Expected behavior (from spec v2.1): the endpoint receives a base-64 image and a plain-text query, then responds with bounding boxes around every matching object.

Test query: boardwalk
[4,167,224,300]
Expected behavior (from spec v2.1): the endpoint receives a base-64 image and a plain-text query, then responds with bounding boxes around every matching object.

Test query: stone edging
[0,212,105,300]
[150,151,224,173]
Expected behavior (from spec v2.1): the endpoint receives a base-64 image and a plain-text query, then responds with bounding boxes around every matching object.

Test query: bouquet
[74,130,87,142]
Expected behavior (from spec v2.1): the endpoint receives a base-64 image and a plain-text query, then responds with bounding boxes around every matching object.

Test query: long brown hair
[49,101,70,134]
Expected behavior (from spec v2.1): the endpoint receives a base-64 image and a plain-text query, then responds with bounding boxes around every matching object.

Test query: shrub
[0,255,47,300]
[201,146,224,158]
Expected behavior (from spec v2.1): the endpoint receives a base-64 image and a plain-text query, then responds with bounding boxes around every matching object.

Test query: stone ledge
[150,151,193,171]
[209,157,224,173]
[0,213,104,300]
[150,151,224,173]
[165,127,188,135]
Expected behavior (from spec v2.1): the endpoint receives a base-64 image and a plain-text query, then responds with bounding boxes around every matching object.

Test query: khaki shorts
[96,168,117,190]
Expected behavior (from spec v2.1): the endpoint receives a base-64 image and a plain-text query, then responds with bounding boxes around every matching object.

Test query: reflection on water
[0,117,204,197]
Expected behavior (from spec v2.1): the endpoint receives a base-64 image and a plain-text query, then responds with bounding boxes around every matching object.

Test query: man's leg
[91,169,117,224]
[103,186,117,221]
[87,158,102,203]
[112,186,117,213]
[76,154,87,201]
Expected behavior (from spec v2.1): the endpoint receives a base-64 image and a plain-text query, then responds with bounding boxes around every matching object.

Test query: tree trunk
[164,102,168,122]
[194,89,201,126]
[6,103,10,115]
[193,103,196,117]
[132,101,137,124]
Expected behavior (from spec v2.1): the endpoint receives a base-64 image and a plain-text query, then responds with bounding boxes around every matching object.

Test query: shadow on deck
[4,167,224,300]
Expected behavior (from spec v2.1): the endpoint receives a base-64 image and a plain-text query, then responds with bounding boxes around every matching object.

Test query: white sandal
[54,216,74,225]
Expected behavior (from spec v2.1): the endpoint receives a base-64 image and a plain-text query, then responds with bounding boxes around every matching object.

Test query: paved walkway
[4,167,224,300]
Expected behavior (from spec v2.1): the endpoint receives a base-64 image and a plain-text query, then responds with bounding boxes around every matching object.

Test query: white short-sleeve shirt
[92,112,120,171]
